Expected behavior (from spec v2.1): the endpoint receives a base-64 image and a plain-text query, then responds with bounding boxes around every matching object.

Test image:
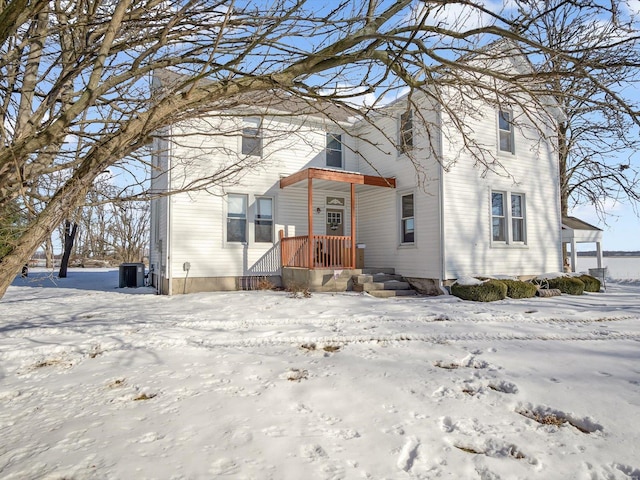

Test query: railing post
[279,229,285,267]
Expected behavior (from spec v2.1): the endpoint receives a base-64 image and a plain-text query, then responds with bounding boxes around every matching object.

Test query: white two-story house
[149,63,563,295]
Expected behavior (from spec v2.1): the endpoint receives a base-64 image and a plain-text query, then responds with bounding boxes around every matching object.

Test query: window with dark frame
[227,194,247,243]
[401,193,415,244]
[326,133,343,168]
[254,197,273,243]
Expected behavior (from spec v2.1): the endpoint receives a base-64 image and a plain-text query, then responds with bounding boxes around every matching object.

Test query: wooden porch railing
[280,233,354,269]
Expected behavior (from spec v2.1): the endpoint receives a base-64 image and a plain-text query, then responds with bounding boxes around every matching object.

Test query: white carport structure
[561,216,603,272]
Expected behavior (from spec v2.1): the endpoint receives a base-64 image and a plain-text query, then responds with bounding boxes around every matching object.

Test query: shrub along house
[149,64,565,295]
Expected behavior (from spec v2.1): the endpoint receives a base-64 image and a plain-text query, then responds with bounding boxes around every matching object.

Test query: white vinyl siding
[440,98,561,279]
[356,95,442,279]
[163,114,358,280]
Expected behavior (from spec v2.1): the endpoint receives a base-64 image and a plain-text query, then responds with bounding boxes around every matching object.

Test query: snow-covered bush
[578,274,601,292]
[547,276,585,295]
[499,279,538,299]
[451,279,507,302]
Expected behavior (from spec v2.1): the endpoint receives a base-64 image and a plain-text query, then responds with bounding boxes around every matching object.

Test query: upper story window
[399,110,413,154]
[326,133,343,168]
[254,197,274,243]
[401,193,415,244]
[227,194,247,243]
[492,190,526,244]
[498,110,514,154]
[242,118,262,157]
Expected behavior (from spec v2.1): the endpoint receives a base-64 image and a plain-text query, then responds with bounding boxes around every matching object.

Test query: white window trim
[225,193,277,247]
[490,189,527,247]
[398,191,416,247]
[498,109,515,155]
[225,193,248,246]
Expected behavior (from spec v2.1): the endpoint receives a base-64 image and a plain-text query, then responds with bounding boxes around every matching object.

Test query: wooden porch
[278,167,396,270]
[280,233,357,269]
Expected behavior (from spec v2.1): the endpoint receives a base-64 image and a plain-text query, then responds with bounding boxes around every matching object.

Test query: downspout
[166,125,173,296]
[436,105,448,294]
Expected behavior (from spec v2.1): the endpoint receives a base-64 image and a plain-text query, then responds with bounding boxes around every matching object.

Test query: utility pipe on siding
[166,126,173,296]
[436,105,448,293]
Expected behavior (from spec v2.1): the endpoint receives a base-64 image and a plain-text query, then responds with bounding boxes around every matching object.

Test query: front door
[326,209,344,236]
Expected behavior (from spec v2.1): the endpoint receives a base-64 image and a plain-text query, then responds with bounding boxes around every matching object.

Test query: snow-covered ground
[1,269,639,480]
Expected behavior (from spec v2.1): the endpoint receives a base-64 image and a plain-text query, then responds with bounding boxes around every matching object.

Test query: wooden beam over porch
[279,167,396,189]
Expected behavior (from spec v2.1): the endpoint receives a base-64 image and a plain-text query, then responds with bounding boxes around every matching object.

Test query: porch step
[356,273,404,284]
[362,280,411,292]
[352,269,418,297]
[362,267,396,275]
[367,289,418,298]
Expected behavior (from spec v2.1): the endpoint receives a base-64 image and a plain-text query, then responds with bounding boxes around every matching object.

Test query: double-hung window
[242,118,262,157]
[326,133,343,168]
[227,194,247,243]
[254,197,274,243]
[491,192,507,242]
[511,194,525,242]
[401,193,415,244]
[399,110,413,154]
[491,191,526,244]
[498,110,514,154]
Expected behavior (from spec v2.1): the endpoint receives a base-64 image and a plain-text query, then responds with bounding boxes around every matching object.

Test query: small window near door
[227,194,247,243]
[326,133,343,168]
[255,197,273,243]
[401,193,414,244]
[327,211,342,229]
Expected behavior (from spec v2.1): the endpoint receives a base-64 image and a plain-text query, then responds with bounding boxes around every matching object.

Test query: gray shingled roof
[562,216,602,231]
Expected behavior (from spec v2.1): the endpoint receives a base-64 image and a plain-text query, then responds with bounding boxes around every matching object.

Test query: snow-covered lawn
[1,269,639,479]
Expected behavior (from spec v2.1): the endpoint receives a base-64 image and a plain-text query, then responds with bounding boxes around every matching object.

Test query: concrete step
[363,280,411,292]
[355,273,404,284]
[362,267,395,275]
[367,289,419,298]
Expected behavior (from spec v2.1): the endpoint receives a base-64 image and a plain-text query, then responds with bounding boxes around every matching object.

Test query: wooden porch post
[308,177,313,268]
[350,183,356,268]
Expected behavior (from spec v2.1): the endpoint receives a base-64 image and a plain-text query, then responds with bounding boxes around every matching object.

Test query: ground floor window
[255,197,274,243]
[401,193,415,244]
[227,194,247,243]
[491,190,526,244]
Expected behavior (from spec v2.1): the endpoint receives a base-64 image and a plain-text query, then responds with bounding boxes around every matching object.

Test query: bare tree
[1,0,639,298]
[523,0,640,219]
